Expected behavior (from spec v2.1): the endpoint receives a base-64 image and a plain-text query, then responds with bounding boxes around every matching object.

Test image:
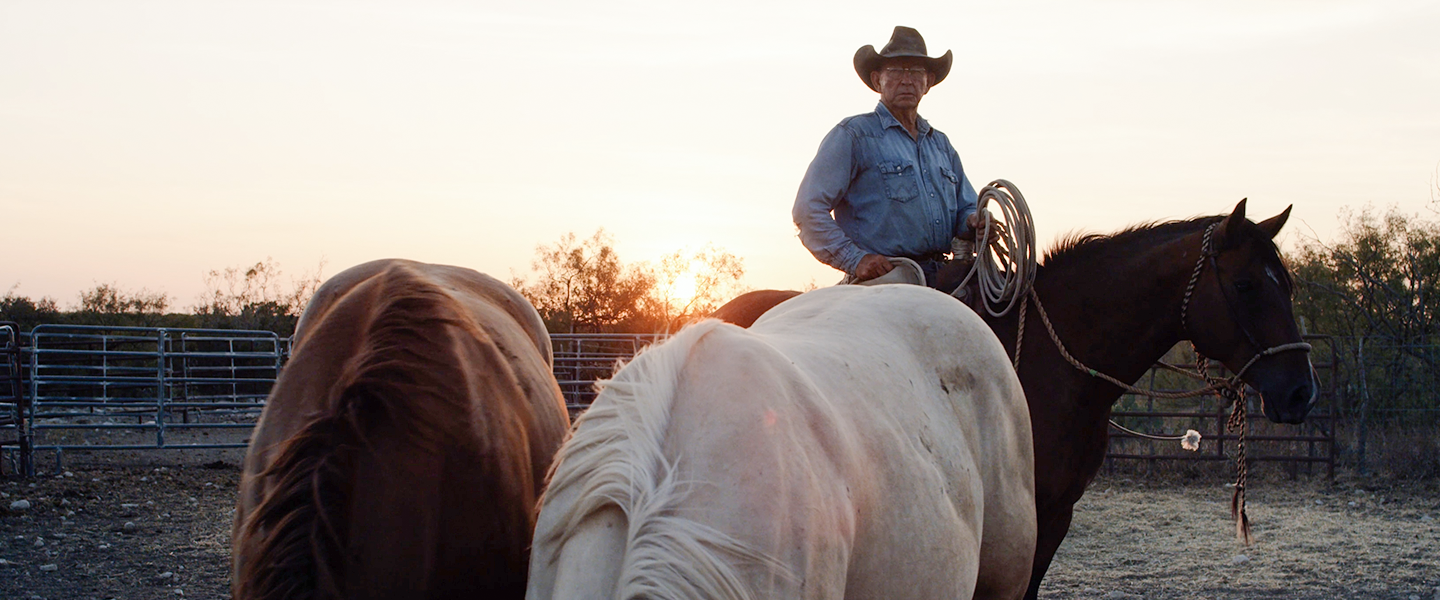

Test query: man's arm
[954,158,980,240]
[792,125,872,275]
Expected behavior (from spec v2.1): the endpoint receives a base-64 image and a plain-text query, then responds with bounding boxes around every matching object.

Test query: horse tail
[236,267,532,599]
[534,319,789,600]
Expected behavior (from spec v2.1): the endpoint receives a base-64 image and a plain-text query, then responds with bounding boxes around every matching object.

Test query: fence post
[2,323,33,477]
[156,329,167,449]
[24,328,39,477]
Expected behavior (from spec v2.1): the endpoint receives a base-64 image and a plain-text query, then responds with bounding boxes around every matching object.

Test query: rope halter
[1180,222,1313,384]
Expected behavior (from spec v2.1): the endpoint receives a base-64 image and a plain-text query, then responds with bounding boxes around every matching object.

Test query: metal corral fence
[0,325,285,476]
[1307,336,1440,475]
[1105,335,1338,478]
[0,322,28,474]
[0,327,667,476]
[2,327,1339,477]
[550,333,666,412]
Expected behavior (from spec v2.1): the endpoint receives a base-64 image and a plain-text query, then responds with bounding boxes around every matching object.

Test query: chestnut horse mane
[235,266,499,600]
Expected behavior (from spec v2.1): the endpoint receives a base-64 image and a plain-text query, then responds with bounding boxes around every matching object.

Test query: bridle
[1023,221,1311,399]
[1179,222,1313,382]
[1021,220,1314,544]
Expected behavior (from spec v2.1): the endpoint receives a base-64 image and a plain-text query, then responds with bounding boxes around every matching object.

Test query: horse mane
[1042,213,1293,292]
[538,319,789,600]
[1043,216,1225,268]
[235,265,493,600]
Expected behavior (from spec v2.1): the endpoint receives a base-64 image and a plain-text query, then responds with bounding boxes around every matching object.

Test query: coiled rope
[953,179,1037,318]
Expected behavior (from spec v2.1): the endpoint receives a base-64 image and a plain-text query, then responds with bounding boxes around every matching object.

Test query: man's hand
[855,254,896,281]
[966,210,1007,240]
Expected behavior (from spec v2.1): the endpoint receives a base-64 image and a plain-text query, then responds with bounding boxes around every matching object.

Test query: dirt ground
[1039,474,1440,599]
[1,455,1437,600]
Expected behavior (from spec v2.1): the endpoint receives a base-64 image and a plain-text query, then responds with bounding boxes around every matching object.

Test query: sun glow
[667,273,699,311]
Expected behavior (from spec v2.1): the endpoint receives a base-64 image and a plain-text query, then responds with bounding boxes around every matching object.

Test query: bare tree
[655,245,746,328]
[511,230,661,333]
[193,257,326,334]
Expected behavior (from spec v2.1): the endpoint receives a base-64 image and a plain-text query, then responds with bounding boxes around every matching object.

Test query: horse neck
[1013,227,1204,416]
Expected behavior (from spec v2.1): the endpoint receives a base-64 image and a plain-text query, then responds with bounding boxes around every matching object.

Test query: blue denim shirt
[793,102,978,275]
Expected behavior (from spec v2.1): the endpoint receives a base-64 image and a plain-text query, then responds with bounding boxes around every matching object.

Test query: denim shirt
[792,102,978,275]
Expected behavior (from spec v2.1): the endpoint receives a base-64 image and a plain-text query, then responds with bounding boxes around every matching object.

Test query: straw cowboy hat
[853,26,953,92]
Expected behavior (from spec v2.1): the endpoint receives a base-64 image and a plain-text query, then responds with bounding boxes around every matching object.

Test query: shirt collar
[874,102,931,136]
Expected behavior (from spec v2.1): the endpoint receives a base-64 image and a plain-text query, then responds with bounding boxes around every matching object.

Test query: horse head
[1184,199,1316,424]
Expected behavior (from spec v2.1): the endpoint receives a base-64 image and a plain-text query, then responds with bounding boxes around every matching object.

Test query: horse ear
[1215,198,1248,247]
[1256,205,1292,239]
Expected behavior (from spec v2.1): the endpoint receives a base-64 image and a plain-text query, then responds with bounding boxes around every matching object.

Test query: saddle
[841,256,928,287]
[842,254,985,313]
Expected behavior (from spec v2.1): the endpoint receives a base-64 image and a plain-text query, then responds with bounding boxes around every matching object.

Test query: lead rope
[1196,347,1253,543]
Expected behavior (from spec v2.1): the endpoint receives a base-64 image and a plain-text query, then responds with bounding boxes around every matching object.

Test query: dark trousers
[913,258,946,290]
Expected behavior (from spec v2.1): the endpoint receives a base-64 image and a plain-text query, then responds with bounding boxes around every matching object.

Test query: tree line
[1,258,323,336]
[1288,205,1440,475]
[508,229,747,333]
[7,212,1440,343]
[0,232,749,337]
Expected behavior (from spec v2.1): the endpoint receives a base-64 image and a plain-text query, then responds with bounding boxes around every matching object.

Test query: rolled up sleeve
[793,125,868,275]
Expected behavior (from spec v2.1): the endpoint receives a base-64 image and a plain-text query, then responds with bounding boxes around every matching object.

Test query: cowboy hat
[853,26,952,92]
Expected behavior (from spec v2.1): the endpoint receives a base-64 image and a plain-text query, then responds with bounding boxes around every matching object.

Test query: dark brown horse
[232,259,571,600]
[711,201,1316,599]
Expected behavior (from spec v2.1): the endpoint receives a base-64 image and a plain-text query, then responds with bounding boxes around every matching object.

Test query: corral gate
[1105,335,1338,478]
[0,325,284,475]
[550,333,666,413]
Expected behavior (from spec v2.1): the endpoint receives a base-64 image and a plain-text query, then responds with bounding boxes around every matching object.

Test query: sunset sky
[4,0,1438,308]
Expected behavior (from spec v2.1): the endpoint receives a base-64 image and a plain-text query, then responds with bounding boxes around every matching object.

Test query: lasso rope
[953,179,1036,318]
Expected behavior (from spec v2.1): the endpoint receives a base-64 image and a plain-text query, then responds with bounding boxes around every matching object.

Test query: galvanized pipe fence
[0,325,284,475]
[1105,335,1338,479]
[550,333,667,413]
[1,327,1341,477]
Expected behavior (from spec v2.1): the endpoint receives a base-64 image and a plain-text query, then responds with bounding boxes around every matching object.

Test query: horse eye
[1234,279,1256,294]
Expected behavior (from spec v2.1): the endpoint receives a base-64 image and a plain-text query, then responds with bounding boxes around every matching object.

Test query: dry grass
[1041,473,1440,599]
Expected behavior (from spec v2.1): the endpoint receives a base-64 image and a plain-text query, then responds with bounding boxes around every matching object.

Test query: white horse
[527,284,1036,600]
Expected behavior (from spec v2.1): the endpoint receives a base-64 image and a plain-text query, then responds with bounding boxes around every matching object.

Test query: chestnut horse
[232,259,571,600]
[711,201,1316,599]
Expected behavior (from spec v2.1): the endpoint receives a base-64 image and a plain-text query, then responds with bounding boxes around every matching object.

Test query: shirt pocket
[937,166,961,208]
[878,161,919,203]
[939,166,960,187]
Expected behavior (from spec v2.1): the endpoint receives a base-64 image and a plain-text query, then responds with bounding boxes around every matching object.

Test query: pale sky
[4,0,1439,308]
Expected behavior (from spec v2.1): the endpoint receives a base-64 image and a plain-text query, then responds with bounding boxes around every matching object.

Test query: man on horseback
[793,26,983,288]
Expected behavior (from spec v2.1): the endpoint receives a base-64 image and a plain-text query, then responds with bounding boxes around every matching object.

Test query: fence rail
[1102,335,1338,478]
[550,333,665,411]
[1,327,1342,478]
[0,325,284,474]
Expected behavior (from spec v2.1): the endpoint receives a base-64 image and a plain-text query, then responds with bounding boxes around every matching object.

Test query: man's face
[870,58,933,110]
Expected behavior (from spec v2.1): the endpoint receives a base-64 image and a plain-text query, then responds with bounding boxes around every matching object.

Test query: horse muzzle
[1258,360,1319,424]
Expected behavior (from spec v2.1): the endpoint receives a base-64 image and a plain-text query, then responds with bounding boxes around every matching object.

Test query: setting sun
[665,273,699,311]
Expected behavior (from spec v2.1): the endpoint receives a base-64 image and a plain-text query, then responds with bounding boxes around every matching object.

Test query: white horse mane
[539,319,790,600]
